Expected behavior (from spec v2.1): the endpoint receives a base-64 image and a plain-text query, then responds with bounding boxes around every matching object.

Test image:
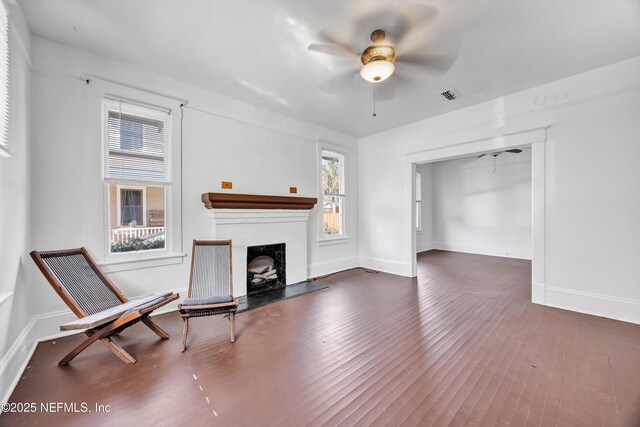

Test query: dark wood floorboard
[3,250,640,426]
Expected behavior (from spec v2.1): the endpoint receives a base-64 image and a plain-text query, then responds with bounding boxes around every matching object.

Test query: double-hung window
[321,149,346,238]
[416,171,422,230]
[103,99,171,254]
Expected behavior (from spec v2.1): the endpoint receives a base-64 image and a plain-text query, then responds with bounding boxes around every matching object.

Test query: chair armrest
[139,292,180,315]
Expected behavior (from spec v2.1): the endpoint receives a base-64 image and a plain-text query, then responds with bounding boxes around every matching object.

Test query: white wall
[417,151,532,259]
[0,34,360,401]
[360,57,640,324]
[0,2,33,403]
[28,35,358,313]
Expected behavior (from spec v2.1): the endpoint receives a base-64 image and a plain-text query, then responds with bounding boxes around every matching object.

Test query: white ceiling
[19,0,640,137]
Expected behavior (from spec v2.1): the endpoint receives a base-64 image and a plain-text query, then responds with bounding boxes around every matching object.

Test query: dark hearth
[247,243,286,295]
[237,281,328,313]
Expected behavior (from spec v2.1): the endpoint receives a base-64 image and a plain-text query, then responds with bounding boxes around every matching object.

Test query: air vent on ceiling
[440,88,461,101]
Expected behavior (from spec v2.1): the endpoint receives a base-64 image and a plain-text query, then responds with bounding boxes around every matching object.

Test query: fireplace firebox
[247,243,286,295]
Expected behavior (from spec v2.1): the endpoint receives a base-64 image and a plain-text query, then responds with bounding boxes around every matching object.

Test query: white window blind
[104,99,170,183]
[0,2,9,158]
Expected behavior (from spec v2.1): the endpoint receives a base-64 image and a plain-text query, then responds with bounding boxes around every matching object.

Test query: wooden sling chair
[179,240,239,352]
[30,248,179,365]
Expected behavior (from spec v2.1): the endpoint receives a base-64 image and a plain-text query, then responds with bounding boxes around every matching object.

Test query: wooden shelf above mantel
[202,192,318,210]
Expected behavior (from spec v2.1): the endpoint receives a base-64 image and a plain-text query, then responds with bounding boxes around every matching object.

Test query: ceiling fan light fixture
[360,60,395,83]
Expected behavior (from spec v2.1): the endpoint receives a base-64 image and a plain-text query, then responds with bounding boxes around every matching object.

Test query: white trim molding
[530,141,546,305]
[359,256,411,277]
[317,236,351,247]
[308,256,359,279]
[544,286,640,325]
[98,252,187,273]
[430,243,532,260]
[532,282,546,305]
[404,127,548,165]
[416,241,435,253]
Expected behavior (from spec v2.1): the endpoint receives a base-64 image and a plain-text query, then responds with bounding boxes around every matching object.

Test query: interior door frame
[405,127,548,305]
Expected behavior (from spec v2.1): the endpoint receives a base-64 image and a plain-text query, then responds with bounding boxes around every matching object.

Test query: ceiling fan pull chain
[372,92,377,117]
[493,156,496,174]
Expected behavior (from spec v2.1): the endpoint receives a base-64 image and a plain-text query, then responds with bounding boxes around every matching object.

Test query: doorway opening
[406,127,547,305]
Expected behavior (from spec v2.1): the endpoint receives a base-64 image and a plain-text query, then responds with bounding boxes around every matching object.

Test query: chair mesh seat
[41,252,122,315]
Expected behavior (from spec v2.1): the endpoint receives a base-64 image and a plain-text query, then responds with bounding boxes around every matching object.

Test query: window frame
[416,171,422,231]
[101,96,174,263]
[318,142,349,244]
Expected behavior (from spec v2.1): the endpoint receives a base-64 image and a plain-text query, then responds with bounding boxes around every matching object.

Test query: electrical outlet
[289,187,297,194]
[221,181,232,189]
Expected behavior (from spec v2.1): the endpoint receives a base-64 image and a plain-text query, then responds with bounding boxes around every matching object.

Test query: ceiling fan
[476,149,523,159]
[307,2,459,99]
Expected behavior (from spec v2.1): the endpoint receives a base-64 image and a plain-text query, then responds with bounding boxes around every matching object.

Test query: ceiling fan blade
[505,149,523,154]
[387,2,440,46]
[395,53,458,77]
[307,43,358,58]
[308,31,360,58]
[318,70,359,95]
[476,153,487,159]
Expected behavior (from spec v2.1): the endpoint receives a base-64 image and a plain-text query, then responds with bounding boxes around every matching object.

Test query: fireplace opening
[247,243,286,295]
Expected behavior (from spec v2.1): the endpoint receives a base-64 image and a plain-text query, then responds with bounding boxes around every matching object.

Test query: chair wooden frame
[30,247,179,365]
[179,240,239,351]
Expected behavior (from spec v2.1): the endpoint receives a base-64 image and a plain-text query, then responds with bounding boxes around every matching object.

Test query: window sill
[98,253,187,273]
[317,236,351,247]
[0,291,14,307]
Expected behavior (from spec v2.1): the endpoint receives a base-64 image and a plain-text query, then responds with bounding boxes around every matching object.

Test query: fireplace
[203,192,318,296]
[247,243,286,295]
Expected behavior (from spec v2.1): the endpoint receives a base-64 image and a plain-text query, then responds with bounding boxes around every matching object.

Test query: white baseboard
[359,256,411,277]
[432,242,532,260]
[416,241,435,253]
[544,285,640,325]
[308,256,359,279]
[532,282,545,305]
[0,288,186,404]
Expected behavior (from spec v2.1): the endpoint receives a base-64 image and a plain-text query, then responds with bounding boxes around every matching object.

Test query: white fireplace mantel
[207,208,312,296]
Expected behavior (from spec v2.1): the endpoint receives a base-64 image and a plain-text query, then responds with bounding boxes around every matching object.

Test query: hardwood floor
[4,250,640,426]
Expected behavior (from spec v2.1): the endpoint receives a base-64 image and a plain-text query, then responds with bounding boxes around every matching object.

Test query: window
[416,171,422,230]
[104,99,170,254]
[321,149,346,238]
[0,2,9,158]
[120,188,143,225]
